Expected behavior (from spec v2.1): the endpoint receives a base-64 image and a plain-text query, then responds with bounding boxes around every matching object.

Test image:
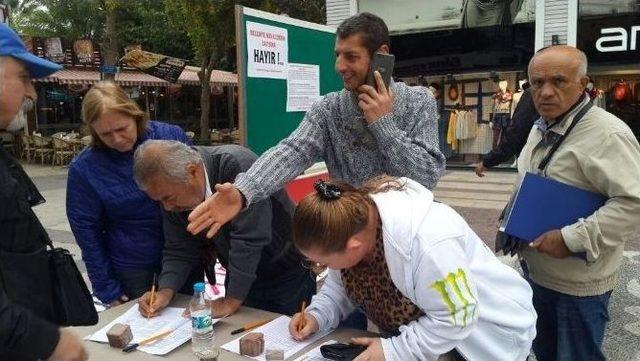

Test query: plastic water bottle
[190,282,217,360]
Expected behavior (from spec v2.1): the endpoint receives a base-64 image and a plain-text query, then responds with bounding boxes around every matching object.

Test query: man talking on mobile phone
[187,12,444,240]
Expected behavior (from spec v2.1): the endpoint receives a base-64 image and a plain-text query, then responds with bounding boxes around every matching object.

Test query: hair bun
[314,180,341,200]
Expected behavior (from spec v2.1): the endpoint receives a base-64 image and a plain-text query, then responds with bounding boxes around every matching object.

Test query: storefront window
[36,84,84,135]
[578,1,639,140]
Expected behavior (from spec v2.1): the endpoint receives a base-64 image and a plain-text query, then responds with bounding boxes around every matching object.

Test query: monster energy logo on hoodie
[431,268,477,327]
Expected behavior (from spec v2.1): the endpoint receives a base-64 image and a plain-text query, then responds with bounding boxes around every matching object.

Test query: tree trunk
[227,86,235,131]
[102,3,118,81]
[198,55,214,144]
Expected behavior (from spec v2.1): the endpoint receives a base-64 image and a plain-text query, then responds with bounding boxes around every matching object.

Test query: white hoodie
[306,178,537,361]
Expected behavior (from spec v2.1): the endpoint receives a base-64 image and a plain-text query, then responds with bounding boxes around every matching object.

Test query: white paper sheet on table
[221,315,331,360]
[85,304,218,355]
[292,340,336,361]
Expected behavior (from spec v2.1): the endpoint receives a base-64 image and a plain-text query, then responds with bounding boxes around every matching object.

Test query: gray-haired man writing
[133,140,314,318]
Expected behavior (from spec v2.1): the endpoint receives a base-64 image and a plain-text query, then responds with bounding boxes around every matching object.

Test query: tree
[101,0,118,81]
[10,0,104,39]
[165,0,249,143]
[269,0,326,24]
[116,0,193,61]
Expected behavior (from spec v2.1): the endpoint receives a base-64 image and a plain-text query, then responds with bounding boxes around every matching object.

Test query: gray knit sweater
[235,81,446,205]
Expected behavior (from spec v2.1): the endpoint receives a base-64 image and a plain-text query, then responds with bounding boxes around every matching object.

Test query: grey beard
[6,99,34,132]
[6,108,26,132]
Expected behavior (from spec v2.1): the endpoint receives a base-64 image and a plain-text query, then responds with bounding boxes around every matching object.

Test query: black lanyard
[537,101,593,173]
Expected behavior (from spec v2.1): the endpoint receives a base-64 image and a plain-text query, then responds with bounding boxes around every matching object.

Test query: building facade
[325,0,639,166]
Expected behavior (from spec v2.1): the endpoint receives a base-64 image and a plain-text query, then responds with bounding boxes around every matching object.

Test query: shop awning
[54,70,100,85]
[35,68,237,87]
[117,72,168,86]
[178,67,238,86]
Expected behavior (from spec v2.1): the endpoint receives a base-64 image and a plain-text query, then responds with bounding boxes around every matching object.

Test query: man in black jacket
[133,140,314,318]
[0,24,87,361]
[475,87,539,177]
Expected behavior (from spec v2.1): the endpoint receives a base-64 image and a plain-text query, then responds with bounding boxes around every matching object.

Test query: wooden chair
[20,133,34,161]
[32,134,54,164]
[52,137,74,166]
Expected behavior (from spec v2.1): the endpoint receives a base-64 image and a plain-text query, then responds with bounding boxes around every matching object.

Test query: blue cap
[193,282,205,293]
[0,23,62,78]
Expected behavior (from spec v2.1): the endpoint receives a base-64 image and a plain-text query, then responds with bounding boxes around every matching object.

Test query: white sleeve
[382,237,478,361]
[305,269,357,332]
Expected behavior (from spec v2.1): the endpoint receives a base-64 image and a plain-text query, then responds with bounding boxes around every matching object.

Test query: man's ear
[186,163,199,179]
[377,44,390,54]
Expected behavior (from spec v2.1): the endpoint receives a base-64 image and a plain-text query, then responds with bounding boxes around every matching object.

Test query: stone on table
[106,323,133,348]
[239,332,264,357]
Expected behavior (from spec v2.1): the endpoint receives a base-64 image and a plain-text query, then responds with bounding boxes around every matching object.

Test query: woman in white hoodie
[289,177,536,361]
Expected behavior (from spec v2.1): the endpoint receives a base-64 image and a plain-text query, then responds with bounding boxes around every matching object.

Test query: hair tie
[314,180,341,200]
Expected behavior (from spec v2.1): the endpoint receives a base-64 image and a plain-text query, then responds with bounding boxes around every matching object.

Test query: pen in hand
[147,273,157,319]
[297,301,306,333]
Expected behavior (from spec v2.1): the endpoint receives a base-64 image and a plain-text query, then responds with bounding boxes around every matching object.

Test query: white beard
[5,99,33,132]
[5,108,26,132]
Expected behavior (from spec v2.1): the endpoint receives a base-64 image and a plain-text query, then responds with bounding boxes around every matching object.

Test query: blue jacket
[66,121,190,303]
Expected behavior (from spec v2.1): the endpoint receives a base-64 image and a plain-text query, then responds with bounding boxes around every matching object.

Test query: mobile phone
[320,343,366,360]
[366,52,395,89]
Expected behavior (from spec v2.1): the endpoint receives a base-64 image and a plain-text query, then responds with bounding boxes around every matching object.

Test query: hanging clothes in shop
[438,110,454,158]
[455,110,478,140]
[459,123,493,155]
[446,111,459,151]
[492,84,513,150]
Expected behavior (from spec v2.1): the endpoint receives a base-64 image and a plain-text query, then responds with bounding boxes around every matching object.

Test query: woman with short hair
[67,81,191,306]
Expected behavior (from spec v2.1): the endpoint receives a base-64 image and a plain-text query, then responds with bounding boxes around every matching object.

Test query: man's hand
[48,329,88,361]
[139,288,174,317]
[530,230,571,259]
[210,297,242,318]
[352,337,385,361]
[108,294,129,308]
[357,71,394,124]
[289,312,319,341]
[473,163,487,177]
[187,183,243,238]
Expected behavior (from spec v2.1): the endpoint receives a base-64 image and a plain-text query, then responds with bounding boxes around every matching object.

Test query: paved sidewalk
[23,163,640,361]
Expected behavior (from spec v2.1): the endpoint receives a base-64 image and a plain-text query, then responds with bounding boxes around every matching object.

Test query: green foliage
[269,0,326,24]
[10,0,194,61]
[10,0,327,64]
[11,0,104,39]
[117,0,194,61]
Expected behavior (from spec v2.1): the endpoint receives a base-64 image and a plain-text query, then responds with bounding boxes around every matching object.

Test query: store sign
[99,65,118,74]
[120,50,186,83]
[595,26,639,52]
[74,40,94,65]
[578,13,640,65]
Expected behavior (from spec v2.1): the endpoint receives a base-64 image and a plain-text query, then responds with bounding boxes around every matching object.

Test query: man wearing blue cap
[0,23,88,361]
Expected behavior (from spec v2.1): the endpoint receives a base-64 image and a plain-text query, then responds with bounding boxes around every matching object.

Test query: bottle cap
[193,282,205,293]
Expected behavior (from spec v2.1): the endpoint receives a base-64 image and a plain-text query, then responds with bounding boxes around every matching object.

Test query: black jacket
[482,89,539,168]
[0,148,60,361]
[158,145,304,301]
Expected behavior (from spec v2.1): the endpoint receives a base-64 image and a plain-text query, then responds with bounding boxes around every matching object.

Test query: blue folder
[500,172,608,243]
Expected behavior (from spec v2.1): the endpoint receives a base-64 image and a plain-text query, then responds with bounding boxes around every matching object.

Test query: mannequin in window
[461,0,525,28]
[491,80,512,149]
[511,79,527,116]
[586,80,605,109]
